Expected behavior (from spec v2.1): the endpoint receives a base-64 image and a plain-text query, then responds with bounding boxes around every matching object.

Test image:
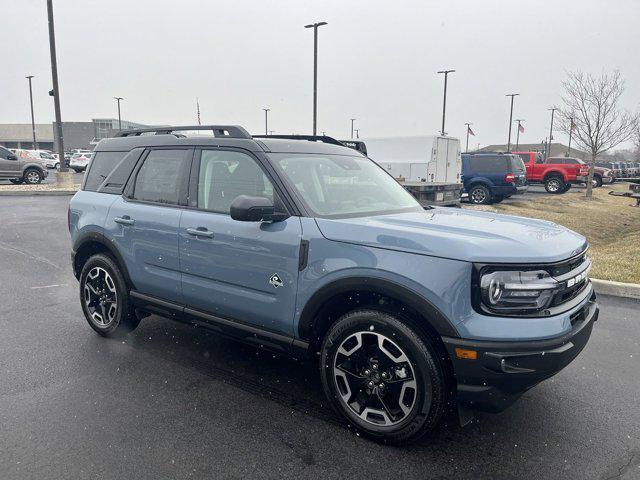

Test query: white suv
[69,152,93,172]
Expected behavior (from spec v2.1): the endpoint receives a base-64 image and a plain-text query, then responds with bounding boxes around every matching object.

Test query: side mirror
[7,154,17,160]
[230,195,283,222]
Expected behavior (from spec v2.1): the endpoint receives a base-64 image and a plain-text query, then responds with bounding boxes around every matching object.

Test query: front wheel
[544,176,565,193]
[79,253,140,337]
[593,176,603,188]
[320,309,447,445]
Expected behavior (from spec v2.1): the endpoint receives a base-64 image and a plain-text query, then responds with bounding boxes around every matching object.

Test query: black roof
[96,125,360,156]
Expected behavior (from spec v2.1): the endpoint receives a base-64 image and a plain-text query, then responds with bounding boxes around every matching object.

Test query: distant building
[0,118,151,151]
[479,142,589,161]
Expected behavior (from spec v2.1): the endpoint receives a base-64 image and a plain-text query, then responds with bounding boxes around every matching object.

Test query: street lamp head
[114,96,123,101]
[437,69,455,74]
[506,93,520,97]
[305,21,327,28]
[26,75,34,80]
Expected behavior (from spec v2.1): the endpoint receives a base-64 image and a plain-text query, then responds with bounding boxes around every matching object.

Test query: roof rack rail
[114,125,252,139]
[253,134,344,146]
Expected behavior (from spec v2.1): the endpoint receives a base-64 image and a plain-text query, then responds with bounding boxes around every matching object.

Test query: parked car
[547,157,613,188]
[69,152,93,172]
[514,151,589,193]
[461,152,528,204]
[0,145,48,184]
[26,149,60,169]
[625,162,638,177]
[69,125,598,444]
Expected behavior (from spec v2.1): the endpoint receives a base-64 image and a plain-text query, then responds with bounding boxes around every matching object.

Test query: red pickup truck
[513,152,589,193]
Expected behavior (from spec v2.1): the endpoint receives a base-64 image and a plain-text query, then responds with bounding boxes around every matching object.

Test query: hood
[315,208,587,264]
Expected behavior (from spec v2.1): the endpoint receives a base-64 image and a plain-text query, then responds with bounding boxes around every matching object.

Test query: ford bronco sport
[69,126,598,444]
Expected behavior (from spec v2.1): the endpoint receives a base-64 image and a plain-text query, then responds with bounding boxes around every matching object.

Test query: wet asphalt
[0,195,638,480]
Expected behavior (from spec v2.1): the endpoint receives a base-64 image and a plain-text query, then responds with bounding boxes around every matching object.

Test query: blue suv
[69,126,597,444]
[462,152,528,204]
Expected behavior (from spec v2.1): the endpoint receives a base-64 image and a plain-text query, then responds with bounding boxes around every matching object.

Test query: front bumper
[443,291,598,413]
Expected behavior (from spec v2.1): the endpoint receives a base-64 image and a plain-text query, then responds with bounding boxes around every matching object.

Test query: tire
[79,253,140,337]
[544,176,565,193]
[320,309,447,445]
[73,168,82,173]
[562,183,572,193]
[593,175,603,188]
[468,184,491,204]
[55,162,60,170]
[9,179,23,184]
[23,168,43,184]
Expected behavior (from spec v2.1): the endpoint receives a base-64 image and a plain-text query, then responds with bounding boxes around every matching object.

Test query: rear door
[106,147,192,303]
[179,148,302,337]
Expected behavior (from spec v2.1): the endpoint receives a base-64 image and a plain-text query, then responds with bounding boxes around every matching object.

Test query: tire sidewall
[79,253,133,337]
[320,310,445,443]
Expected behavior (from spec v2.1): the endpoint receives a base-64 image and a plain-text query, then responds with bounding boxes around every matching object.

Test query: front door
[179,148,302,337]
[0,147,21,179]
[106,148,193,303]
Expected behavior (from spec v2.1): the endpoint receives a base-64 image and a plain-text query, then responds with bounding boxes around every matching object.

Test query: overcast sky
[2,0,639,148]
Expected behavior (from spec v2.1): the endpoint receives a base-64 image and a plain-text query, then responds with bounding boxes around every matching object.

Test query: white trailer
[355,136,463,206]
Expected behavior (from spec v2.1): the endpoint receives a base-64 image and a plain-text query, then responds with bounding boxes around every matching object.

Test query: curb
[591,278,640,300]
[0,190,77,196]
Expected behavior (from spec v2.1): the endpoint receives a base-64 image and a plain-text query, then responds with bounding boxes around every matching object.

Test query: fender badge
[269,274,284,288]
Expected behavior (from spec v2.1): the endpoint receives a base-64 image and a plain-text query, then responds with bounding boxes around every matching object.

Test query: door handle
[114,216,135,226]
[186,227,214,239]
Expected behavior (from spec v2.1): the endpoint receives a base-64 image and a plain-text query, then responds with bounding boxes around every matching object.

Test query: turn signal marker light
[455,348,478,360]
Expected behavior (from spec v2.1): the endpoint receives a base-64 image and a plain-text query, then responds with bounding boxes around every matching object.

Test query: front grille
[548,252,586,277]
[551,278,588,307]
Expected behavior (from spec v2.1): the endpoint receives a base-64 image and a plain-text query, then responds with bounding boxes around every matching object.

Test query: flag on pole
[518,123,525,133]
[467,125,475,136]
[196,98,201,126]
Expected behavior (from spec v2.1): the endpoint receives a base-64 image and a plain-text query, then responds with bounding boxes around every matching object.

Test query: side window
[469,156,506,173]
[517,153,529,164]
[535,154,544,164]
[0,147,11,159]
[84,151,127,191]
[196,150,273,214]
[132,149,191,204]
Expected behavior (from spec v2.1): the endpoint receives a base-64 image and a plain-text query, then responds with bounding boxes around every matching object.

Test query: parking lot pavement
[1,195,639,480]
[0,169,84,186]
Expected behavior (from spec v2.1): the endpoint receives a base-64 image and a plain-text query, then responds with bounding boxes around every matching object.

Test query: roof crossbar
[114,125,252,139]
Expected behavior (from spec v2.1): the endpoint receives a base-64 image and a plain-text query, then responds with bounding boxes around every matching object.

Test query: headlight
[479,269,558,313]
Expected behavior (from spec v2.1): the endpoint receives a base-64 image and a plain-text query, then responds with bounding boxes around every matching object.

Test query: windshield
[272,153,423,218]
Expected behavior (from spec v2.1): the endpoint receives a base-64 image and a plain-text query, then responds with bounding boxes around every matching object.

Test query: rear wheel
[544,176,565,193]
[469,184,491,204]
[320,309,447,445]
[24,168,43,184]
[79,254,140,337]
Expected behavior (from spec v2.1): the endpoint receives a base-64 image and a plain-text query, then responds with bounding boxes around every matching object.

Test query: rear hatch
[507,155,527,185]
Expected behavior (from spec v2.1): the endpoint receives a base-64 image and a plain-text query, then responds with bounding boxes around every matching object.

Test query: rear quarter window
[468,155,507,173]
[83,151,126,191]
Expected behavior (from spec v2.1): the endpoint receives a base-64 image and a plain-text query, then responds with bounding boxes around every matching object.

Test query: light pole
[506,93,519,151]
[26,75,37,149]
[354,128,359,139]
[464,123,473,152]
[304,21,327,136]
[514,119,524,150]
[350,118,356,139]
[263,108,270,135]
[547,107,557,159]
[437,69,455,136]
[114,97,123,131]
[47,0,68,176]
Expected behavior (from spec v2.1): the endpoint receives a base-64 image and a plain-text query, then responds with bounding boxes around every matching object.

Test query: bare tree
[559,70,638,198]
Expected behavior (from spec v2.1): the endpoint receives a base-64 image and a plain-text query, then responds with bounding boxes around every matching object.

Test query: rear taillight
[580,166,589,175]
[504,173,515,183]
